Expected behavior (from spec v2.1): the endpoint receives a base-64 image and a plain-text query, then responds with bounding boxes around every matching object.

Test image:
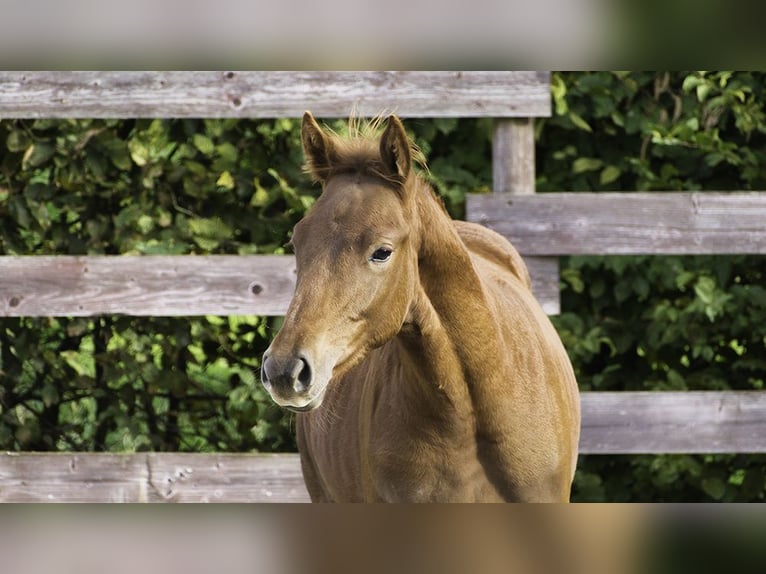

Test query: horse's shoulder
[453,220,532,290]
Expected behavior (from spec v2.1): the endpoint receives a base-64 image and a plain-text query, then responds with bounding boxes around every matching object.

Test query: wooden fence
[1,71,766,502]
[2,391,766,502]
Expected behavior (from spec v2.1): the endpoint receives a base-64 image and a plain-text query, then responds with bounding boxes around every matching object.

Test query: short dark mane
[304,116,426,186]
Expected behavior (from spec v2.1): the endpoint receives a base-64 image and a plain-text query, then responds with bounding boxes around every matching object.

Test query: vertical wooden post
[492,118,560,313]
[492,118,535,195]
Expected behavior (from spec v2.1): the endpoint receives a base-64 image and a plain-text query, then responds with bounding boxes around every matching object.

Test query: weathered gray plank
[580,391,766,454]
[0,254,559,317]
[145,453,309,502]
[466,192,766,255]
[0,452,309,502]
[0,71,551,118]
[0,392,765,502]
[0,255,296,317]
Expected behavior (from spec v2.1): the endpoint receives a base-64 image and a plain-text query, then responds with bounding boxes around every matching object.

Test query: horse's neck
[400,184,506,409]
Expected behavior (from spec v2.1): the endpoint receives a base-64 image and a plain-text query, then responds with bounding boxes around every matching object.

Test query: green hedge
[542,72,766,502]
[0,118,312,452]
[2,72,766,501]
[0,115,491,455]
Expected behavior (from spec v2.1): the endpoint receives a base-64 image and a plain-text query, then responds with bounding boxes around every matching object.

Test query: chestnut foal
[261,113,580,501]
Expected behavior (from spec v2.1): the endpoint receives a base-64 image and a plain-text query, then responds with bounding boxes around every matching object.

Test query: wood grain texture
[0,254,559,317]
[0,71,551,118]
[580,391,766,454]
[0,452,309,502]
[466,192,766,255]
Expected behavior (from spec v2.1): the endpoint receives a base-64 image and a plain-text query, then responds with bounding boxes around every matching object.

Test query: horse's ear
[380,114,412,182]
[301,111,334,182]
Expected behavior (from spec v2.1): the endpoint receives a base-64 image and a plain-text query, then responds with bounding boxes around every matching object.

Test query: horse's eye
[370,247,393,263]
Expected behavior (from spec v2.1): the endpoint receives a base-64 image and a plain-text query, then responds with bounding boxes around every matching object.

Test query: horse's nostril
[294,357,312,392]
[261,365,268,385]
[261,352,312,396]
[260,355,272,388]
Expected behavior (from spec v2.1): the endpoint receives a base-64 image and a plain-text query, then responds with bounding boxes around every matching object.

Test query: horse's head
[261,112,420,411]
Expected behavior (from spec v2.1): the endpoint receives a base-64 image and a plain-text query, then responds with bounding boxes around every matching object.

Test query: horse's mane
[304,114,428,186]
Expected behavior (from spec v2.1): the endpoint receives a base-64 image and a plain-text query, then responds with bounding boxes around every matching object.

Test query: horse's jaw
[285,394,325,413]
[264,380,327,412]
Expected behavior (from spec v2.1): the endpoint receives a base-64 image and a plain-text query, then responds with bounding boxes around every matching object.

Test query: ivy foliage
[0,115,492,453]
[2,72,766,501]
[0,117,316,452]
[541,72,766,502]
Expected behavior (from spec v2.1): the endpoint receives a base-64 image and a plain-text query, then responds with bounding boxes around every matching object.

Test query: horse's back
[453,220,532,290]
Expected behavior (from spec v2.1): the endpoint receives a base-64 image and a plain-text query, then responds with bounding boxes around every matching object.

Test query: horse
[260,112,580,501]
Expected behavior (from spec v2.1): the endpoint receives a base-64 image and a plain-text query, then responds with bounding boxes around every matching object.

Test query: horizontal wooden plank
[0,452,309,502]
[467,192,766,255]
[580,391,766,454]
[0,71,550,119]
[0,255,295,317]
[1,391,765,502]
[0,254,559,317]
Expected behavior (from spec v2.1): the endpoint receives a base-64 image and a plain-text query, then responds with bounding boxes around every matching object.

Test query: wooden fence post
[493,118,535,195]
[492,118,560,314]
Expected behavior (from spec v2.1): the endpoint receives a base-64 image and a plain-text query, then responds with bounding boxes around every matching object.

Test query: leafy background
[1,72,766,501]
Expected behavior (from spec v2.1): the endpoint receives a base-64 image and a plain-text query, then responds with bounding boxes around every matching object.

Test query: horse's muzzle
[260,351,317,409]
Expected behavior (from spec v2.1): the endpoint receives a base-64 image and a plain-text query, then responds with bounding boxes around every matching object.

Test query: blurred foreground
[1,0,765,68]
[1,505,764,574]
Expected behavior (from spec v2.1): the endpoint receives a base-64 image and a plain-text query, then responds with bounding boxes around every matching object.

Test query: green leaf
[22,142,55,168]
[561,268,584,293]
[188,217,234,251]
[6,129,31,152]
[550,73,568,116]
[193,133,215,156]
[128,139,149,166]
[31,201,52,229]
[685,117,700,131]
[103,138,133,170]
[250,180,271,207]
[216,142,238,163]
[572,157,603,174]
[705,152,725,167]
[568,111,592,132]
[60,350,95,377]
[696,83,712,102]
[694,276,716,305]
[137,214,154,234]
[188,217,232,238]
[41,383,60,408]
[599,165,621,185]
[216,170,235,190]
[9,196,31,228]
[682,75,703,93]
